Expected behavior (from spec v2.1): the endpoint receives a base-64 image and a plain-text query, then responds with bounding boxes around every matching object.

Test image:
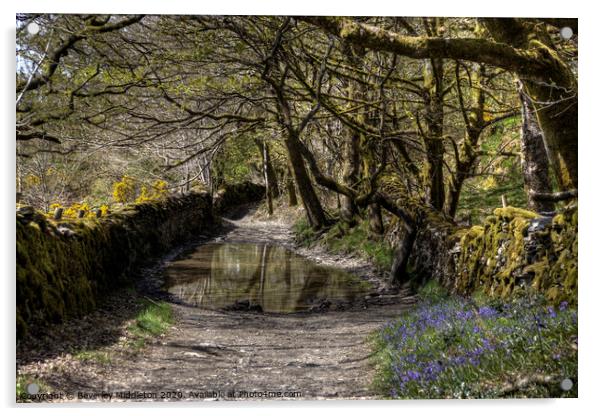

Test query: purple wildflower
[407,370,421,381]
[478,306,498,318]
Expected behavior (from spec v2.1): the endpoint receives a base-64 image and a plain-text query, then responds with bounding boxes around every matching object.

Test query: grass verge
[294,218,394,271]
[127,298,174,351]
[73,350,112,364]
[371,281,577,398]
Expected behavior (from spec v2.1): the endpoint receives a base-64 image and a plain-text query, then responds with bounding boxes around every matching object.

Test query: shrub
[135,186,152,204]
[112,176,136,203]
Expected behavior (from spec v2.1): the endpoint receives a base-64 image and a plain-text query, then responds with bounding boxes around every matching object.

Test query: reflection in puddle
[164,243,371,312]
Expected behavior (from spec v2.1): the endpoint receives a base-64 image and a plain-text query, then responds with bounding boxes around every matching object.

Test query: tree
[300,16,578,191]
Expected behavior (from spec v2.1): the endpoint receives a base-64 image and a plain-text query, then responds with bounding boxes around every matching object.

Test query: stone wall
[406,204,577,304]
[16,192,213,339]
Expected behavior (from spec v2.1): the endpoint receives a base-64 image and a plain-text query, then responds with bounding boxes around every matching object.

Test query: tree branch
[298,16,562,84]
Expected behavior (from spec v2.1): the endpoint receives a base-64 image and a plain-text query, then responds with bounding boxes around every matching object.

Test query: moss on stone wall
[406,203,577,305]
[16,192,214,340]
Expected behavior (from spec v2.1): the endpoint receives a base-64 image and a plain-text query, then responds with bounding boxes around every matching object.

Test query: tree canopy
[16,15,578,229]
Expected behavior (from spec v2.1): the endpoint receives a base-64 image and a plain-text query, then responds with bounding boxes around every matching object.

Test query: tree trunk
[481,18,578,191]
[262,142,274,216]
[446,64,487,219]
[446,174,465,220]
[184,166,191,193]
[265,145,280,198]
[422,58,446,211]
[255,139,279,198]
[518,83,555,213]
[340,43,364,226]
[390,225,417,285]
[284,132,328,229]
[525,80,577,191]
[367,203,384,237]
[285,167,298,207]
[341,130,361,225]
[446,127,480,219]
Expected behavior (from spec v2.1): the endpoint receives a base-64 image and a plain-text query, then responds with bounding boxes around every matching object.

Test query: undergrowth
[127,299,174,351]
[293,218,394,271]
[371,281,577,399]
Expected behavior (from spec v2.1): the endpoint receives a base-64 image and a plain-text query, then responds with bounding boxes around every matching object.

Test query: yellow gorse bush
[63,202,91,218]
[100,204,110,216]
[40,177,169,219]
[135,180,169,204]
[112,176,136,203]
[152,180,168,199]
[135,186,152,204]
[48,203,62,213]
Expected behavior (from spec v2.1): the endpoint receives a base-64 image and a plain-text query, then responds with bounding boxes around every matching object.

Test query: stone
[17,205,34,216]
[16,206,35,224]
[57,226,76,237]
[53,207,64,220]
[527,217,553,233]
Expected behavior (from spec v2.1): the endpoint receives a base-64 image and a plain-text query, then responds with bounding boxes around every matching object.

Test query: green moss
[546,205,578,305]
[493,206,540,220]
[447,203,576,304]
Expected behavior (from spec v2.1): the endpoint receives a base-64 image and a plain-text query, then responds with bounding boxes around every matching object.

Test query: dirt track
[17,206,415,401]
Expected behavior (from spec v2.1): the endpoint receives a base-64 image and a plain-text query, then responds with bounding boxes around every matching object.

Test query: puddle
[163,243,372,312]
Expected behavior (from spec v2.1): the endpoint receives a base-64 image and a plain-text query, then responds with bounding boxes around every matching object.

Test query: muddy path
[18,204,416,401]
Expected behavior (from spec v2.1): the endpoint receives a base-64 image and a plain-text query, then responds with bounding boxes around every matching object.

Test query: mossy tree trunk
[480,18,578,191]
[446,128,479,219]
[360,131,385,236]
[446,64,486,218]
[284,131,328,229]
[518,82,555,213]
[340,43,365,226]
[341,133,361,225]
[340,118,362,226]
[389,225,417,285]
[367,203,384,237]
[422,54,446,211]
